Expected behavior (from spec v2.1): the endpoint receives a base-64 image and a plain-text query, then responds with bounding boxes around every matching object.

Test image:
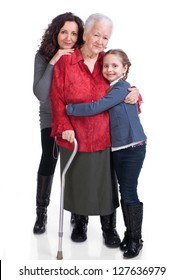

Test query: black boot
[71,214,88,242]
[100,211,121,248]
[33,174,53,234]
[123,203,143,258]
[120,200,130,251]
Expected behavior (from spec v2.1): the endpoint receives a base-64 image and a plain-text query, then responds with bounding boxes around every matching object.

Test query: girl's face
[57,21,79,49]
[103,54,128,83]
[83,21,112,55]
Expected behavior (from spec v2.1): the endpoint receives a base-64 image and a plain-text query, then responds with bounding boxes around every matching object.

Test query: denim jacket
[67,80,147,148]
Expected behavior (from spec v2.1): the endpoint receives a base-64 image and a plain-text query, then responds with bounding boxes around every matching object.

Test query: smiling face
[57,21,79,49]
[102,53,128,83]
[83,21,112,56]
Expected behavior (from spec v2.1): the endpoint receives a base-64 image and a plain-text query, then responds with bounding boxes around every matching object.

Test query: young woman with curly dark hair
[33,12,84,234]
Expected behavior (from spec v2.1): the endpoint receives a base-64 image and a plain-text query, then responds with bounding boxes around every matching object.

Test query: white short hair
[84,13,113,33]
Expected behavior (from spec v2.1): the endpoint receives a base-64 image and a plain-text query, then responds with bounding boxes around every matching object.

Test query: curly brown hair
[38,12,84,62]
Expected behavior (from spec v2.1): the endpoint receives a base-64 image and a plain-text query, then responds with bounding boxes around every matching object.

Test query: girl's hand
[49,49,74,65]
[125,87,139,104]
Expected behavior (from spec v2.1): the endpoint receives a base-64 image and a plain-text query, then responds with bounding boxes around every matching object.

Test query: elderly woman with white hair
[50,13,139,248]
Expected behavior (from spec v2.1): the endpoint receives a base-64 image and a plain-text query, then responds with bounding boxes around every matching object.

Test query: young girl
[66,49,147,258]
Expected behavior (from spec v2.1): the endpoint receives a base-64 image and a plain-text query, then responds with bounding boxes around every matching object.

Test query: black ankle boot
[123,203,143,258]
[100,211,121,248]
[71,214,88,242]
[33,174,53,234]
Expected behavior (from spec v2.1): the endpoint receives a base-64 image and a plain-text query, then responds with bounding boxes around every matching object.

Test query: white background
[1,0,184,278]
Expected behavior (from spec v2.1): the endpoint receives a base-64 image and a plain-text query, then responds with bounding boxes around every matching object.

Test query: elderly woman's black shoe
[100,211,121,248]
[102,228,121,247]
[71,214,88,242]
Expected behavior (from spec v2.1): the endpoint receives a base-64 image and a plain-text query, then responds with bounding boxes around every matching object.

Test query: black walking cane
[56,138,78,260]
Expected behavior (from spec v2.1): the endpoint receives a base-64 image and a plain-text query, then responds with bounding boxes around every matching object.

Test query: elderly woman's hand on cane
[62,130,75,143]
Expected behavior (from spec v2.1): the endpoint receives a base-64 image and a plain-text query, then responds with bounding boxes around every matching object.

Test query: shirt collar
[110,76,124,86]
[71,48,105,64]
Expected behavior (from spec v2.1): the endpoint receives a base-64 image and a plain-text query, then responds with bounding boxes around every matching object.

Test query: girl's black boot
[119,200,130,251]
[123,203,143,258]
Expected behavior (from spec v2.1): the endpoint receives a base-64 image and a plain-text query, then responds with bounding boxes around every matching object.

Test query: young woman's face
[83,21,112,55]
[57,21,79,49]
[103,54,127,83]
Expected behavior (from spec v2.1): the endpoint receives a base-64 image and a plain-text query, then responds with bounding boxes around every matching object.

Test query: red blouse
[50,48,111,152]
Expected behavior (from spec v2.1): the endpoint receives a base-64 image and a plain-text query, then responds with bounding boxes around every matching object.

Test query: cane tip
[57,251,63,260]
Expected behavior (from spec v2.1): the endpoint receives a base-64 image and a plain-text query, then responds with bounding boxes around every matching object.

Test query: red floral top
[50,48,111,152]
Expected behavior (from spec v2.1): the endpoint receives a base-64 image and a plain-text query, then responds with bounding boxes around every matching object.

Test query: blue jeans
[112,143,146,205]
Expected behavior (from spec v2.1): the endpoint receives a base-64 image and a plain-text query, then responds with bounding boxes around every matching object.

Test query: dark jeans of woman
[38,127,58,176]
[112,144,146,205]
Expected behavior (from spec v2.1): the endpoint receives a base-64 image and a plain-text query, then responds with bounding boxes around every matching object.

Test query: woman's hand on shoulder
[49,49,74,65]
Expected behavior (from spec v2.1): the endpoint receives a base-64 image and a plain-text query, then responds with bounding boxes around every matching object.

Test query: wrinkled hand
[49,49,74,65]
[125,87,139,104]
[62,130,75,143]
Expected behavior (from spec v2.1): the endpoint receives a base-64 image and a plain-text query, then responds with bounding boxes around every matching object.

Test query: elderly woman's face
[83,21,112,54]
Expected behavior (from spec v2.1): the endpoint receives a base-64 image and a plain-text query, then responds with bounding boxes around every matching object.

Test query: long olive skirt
[59,147,119,215]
